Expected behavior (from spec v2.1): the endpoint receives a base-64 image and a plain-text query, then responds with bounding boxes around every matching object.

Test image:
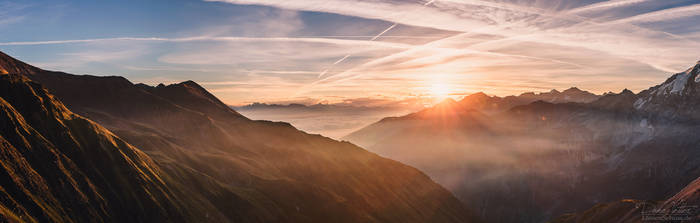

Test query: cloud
[0,1,30,26]
[6,0,699,106]
[566,0,652,14]
[28,46,149,71]
[156,37,408,67]
[208,0,700,76]
[0,36,412,48]
[609,3,700,24]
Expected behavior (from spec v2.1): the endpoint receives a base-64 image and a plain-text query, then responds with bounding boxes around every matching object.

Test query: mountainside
[0,51,478,222]
[552,176,700,223]
[344,61,700,223]
[0,73,251,222]
[0,52,41,75]
[633,61,700,121]
[548,62,700,223]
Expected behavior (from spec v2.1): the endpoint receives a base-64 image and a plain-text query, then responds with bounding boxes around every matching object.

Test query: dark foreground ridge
[0,51,479,222]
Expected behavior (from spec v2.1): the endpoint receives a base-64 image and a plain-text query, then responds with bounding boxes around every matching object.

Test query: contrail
[317,0,437,78]
[318,69,329,78]
[318,54,351,78]
[370,23,398,41]
[333,54,351,65]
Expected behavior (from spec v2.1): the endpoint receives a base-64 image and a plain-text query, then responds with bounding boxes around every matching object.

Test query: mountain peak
[436,98,458,106]
[519,92,536,97]
[467,92,489,99]
[170,80,214,96]
[142,80,245,118]
[180,80,198,86]
[647,63,698,96]
[631,60,700,117]
[471,92,488,97]
[459,92,490,103]
[563,87,582,93]
[0,51,42,75]
[620,88,634,95]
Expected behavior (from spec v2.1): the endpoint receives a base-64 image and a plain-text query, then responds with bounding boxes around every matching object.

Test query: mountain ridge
[0,51,42,75]
[0,73,243,222]
[0,51,479,222]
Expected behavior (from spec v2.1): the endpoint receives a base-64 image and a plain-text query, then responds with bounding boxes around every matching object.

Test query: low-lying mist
[343,98,698,223]
[233,104,418,139]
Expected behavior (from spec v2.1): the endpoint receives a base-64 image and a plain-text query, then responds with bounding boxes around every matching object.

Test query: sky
[1,0,699,105]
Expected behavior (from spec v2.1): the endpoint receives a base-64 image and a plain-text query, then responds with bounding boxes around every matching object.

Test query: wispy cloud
[0,36,412,48]
[567,0,652,14]
[4,0,699,105]
[610,3,700,24]
[0,1,31,26]
[207,0,699,92]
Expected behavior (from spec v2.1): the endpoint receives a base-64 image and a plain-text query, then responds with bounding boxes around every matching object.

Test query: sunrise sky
[1,0,699,105]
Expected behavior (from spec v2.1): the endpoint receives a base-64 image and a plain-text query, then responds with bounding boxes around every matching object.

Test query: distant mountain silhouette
[234,102,339,111]
[231,101,423,139]
[453,87,599,114]
[232,102,413,113]
[0,51,479,222]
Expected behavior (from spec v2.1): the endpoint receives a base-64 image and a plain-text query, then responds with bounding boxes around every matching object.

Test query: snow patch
[633,98,647,110]
[655,72,691,95]
[670,73,690,93]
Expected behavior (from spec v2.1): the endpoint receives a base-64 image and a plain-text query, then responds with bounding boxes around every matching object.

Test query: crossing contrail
[317,0,437,78]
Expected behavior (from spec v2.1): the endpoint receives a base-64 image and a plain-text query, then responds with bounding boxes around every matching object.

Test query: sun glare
[430,82,450,100]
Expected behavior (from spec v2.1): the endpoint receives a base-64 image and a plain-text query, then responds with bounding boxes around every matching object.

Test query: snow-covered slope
[633,61,700,119]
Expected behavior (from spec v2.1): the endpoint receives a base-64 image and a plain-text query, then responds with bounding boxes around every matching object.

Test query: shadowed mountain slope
[551,176,700,223]
[0,51,478,222]
[0,73,256,222]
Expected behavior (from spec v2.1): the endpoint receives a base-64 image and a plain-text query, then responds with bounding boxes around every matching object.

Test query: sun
[430,82,451,100]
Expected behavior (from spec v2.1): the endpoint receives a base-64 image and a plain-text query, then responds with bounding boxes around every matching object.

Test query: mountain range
[234,87,600,139]
[0,51,479,222]
[345,61,700,222]
[453,87,600,114]
[234,102,365,111]
[2,48,698,222]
